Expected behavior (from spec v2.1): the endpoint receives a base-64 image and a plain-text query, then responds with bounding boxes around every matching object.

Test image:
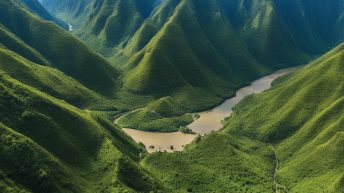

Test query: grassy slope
[0,24,50,65]
[19,0,68,29]
[143,133,274,193]
[143,44,344,192]
[224,43,344,192]
[41,0,158,59]
[0,1,168,192]
[0,47,123,111]
[0,0,118,96]
[222,0,309,68]
[0,48,94,105]
[0,68,166,193]
[116,0,308,131]
[124,0,267,92]
[40,0,343,132]
[117,96,193,132]
[274,0,344,55]
[122,0,180,58]
[78,0,151,56]
[41,0,343,101]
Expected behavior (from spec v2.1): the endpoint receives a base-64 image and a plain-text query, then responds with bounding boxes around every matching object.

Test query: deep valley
[0,0,343,193]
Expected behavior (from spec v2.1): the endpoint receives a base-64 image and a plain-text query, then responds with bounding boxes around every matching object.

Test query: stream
[120,66,301,153]
[68,23,73,31]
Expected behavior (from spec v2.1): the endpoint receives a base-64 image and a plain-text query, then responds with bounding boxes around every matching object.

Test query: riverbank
[116,66,302,152]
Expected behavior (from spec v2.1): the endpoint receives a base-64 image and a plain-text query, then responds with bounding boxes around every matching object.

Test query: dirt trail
[271,146,288,193]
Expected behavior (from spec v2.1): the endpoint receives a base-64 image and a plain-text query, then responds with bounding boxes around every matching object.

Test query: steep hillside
[117,96,194,132]
[143,44,344,192]
[0,1,170,191]
[0,69,166,192]
[79,0,158,55]
[274,0,344,54]
[143,133,274,192]
[0,0,118,96]
[42,0,344,67]
[0,24,50,65]
[226,43,344,143]
[116,0,315,129]
[123,0,268,94]
[225,43,344,192]
[0,48,116,109]
[1,0,343,192]
[41,0,159,57]
[20,0,68,29]
[40,0,344,113]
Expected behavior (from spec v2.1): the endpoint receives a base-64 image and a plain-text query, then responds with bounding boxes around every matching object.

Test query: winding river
[121,66,301,153]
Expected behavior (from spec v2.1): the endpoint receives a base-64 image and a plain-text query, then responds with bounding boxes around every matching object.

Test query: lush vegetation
[38,0,344,131]
[0,0,119,96]
[117,96,194,132]
[143,133,274,192]
[19,0,68,29]
[0,0,343,192]
[179,127,196,134]
[224,43,344,192]
[42,0,344,95]
[0,71,167,192]
[142,44,344,192]
[0,1,167,192]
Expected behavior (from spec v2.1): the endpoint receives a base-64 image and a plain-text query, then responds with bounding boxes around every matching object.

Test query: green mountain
[142,43,344,192]
[274,0,344,54]
[0,1,167,192]
[225,43,344,192]
[40,0,343,111]
[0,65,165,193]
[0,0,343,192]
[0,0,119,96]
[39,0,344,134]
[117,96,194,132]
[40,0,159,56]
[20,0,69,29]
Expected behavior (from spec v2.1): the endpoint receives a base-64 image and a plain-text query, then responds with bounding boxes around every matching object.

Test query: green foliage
[118,97,194,132]
[20,0,68,29]
[0,1,343,192]
[0,48,104,108]
[226,44,344,143]
[0,170,30,193]
[223,44,344,192]
[179,127,195,134]
[0,66,165,192]
[40,0,343,114]
[143,44,344,193]
[0,0,119,95]
[143,133,274,192]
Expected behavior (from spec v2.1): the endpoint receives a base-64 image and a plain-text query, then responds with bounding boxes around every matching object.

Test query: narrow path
[114,108,143,124]
[271,146,288,193]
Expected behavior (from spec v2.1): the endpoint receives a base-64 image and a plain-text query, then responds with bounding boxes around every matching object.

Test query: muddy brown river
[120,67,301,153]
